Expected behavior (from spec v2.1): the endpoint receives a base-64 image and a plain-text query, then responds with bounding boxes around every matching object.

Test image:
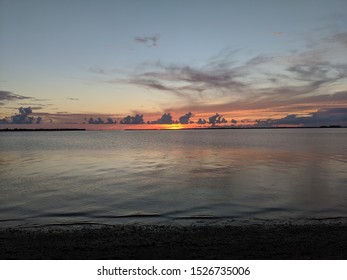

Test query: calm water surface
[0,129,346,226]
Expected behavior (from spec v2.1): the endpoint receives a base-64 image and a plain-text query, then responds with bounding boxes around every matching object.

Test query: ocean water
[0,129,347,227]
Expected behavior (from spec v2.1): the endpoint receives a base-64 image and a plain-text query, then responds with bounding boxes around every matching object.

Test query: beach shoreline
[1,222,346,260]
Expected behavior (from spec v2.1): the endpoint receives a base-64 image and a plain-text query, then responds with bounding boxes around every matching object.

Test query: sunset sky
[1,0,347,128]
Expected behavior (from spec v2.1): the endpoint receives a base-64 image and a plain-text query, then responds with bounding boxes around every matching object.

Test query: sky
[1,0,347,128]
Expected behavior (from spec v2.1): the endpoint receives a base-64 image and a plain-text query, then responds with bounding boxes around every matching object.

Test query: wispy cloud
[126,60,247,98]
[327,32,347,47]
[0,91,49,107]
[134,34,160,47]
[85,28,347,127]
[88,66,106,75]
[0,90,31,102]
[124,31,347,115]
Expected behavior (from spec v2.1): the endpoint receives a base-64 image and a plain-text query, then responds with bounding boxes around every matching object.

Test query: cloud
[122,30,347,117]
[87,116,119,124]
[87,117,105,124]
[26,106,44,110]
[128,78,178,93]
[36,116,42,124]
[149,113,173,124]
[257,108,347,127]
[162,87,347,118]
[272,32,284,36]
[120,114,144,124]
[328,32,347,47]
[67,97,79,101]
[208,113,227,126]
[197,118,207,124]
[0,90,31,101]
[134,35,159,47]
[245,54,274,66]
[37,112,125,124]
[286,62,347,87]
[178,112,193,124]
[88,66,106,75]
[75,31,347,127]
[0,107,43,124]
[127,61,246,98]
[125,46,346,105]
[13,107,36,124]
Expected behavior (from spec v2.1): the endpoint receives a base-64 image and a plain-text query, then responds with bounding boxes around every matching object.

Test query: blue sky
[1,0,347,127]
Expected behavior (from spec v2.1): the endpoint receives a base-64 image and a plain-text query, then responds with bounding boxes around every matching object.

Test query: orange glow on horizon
[164,124,184,130]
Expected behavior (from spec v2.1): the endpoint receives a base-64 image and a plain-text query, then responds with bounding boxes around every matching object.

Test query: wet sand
[1,222,346,259]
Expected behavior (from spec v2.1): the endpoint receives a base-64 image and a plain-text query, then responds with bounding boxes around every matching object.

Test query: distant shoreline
[0,128,86,131]
[125,125,343,131]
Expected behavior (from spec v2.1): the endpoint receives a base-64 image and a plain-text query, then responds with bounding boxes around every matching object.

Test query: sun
[166,124,184,130]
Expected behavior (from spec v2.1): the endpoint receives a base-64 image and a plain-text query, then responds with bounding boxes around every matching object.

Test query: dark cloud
[149,113,173,124]
[0,107,42,124]
[208,113,227,126]
[0,117,8,124]
[197,118,207,124]
[0,90,31,101]
[88,117,105,124]
[158,113,173,124]
[27,111,124,124]
[106,118,114,124]
[120,114,144,124]
[257,108,347,127]
[36,117,42,124]
[67,97,79,101]
[179,112,193,124]
[87,117,117,124]
[134,35,159,47]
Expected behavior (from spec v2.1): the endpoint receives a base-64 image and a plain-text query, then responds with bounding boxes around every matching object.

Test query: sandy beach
[1,222,346,259]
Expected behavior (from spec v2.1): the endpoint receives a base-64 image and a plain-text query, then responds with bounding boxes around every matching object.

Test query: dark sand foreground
[1,223,347,259]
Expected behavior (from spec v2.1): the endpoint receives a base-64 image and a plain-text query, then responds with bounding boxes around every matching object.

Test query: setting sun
[167,124,184,130]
